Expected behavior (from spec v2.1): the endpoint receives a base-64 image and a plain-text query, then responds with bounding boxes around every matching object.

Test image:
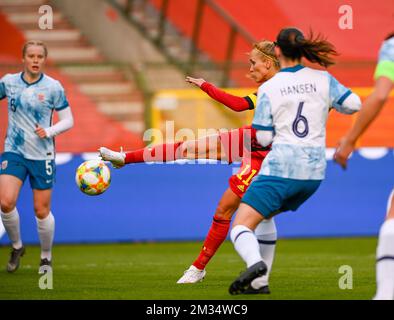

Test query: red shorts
[229,154,264,198]
[219,126,270,198]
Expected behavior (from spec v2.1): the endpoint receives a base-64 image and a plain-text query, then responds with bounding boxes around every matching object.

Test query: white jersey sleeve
[252,91,274,131]
[328,73,360,114]
[52,81,69,111]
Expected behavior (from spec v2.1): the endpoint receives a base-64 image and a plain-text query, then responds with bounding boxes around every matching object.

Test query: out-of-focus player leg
[0,174,25,272]
[179,133,226,161]
[33,189,55,271]
[374,189,394,300]
[177,188,239,284]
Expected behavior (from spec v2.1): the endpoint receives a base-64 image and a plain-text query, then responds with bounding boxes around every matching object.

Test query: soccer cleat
[6,246,26,273]
[98,146,125,169]
[38,258,52,274]
[177,265,206,284]
[242,284,270,294]
[228,261,267,295]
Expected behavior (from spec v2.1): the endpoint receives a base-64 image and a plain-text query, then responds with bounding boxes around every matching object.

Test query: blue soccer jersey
[0,72,69,160]
[253,65,360,180]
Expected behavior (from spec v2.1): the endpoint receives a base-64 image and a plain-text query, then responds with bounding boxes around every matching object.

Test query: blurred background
[0,0,393,244]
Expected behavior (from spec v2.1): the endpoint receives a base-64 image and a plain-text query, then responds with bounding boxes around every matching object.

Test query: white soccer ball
[75,159,111,196]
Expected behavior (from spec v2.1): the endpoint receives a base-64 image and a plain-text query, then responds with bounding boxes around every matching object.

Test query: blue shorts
[0,152,55,190]
[242,175,322,218]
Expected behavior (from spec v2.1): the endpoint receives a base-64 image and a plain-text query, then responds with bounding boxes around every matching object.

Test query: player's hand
[334,137,354,170]
[34,124,48,139]
[186,76,206,88]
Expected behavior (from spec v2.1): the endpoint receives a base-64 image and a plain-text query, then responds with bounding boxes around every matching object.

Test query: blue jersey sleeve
[328,73,353,112]
[53,82,69,111]
[252,90,274,131]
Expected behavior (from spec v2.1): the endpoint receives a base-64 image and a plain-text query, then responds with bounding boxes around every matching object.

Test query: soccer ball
[75,159,111,196]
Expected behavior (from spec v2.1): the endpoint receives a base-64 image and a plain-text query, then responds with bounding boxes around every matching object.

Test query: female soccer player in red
[99,40,280,294]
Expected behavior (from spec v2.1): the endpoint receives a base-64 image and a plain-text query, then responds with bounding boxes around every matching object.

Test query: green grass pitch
[0,237,377,300]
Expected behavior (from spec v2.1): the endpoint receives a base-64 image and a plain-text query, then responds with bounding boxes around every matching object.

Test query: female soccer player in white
[228,27,362,294]
[335,32,394,300]
[0,40,74,272]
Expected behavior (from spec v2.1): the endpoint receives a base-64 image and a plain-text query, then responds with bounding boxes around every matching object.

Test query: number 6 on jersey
[292,101,309,138]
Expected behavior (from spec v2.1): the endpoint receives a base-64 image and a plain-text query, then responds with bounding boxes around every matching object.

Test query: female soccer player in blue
[335,32,394,300]
[228,28,362,294]
[0,40,74,273]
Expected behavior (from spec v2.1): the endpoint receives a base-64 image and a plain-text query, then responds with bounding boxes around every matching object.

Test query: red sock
[192,216,231,270]
[125,142,183,163]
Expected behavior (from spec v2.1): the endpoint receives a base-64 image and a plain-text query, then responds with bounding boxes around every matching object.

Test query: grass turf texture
[0,237,376,300]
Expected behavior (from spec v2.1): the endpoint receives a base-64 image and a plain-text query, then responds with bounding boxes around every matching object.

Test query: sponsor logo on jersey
[38,93,45,102]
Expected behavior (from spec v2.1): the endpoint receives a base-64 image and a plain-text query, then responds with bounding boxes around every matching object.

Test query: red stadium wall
[0,12,25,63]
[150,0,392,84]
[148,0,393,147]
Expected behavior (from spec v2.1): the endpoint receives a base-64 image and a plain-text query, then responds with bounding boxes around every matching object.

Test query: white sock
[230,225,262,267]
[374,219,394,300]
[36,212,55,261]
[1,207,22,249]
[251,218,277,289]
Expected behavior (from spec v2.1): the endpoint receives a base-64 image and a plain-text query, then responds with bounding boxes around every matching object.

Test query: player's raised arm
[185,40,280,113]
[186,76,252,112]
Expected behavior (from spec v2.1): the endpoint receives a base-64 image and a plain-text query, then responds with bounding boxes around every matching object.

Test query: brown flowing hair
[275,27,338,68]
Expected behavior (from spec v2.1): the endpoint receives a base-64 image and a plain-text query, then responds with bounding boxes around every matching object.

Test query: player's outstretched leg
[177,188,238,284]
[99,147,126,168]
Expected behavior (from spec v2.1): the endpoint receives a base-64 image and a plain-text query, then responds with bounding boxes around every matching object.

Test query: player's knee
[0,198,17,213]
[215,203,236,220]
[34,204,50,219]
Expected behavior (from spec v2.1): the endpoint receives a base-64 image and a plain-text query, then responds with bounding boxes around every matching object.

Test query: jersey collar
[20,72,44,86]
[279,64,305,73]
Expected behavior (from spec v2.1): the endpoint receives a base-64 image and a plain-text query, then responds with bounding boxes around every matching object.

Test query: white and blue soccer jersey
[253,64,359,180]
[0,72,69,160]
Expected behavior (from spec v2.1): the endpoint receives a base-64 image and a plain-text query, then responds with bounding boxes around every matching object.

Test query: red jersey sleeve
[200,82,255,112]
